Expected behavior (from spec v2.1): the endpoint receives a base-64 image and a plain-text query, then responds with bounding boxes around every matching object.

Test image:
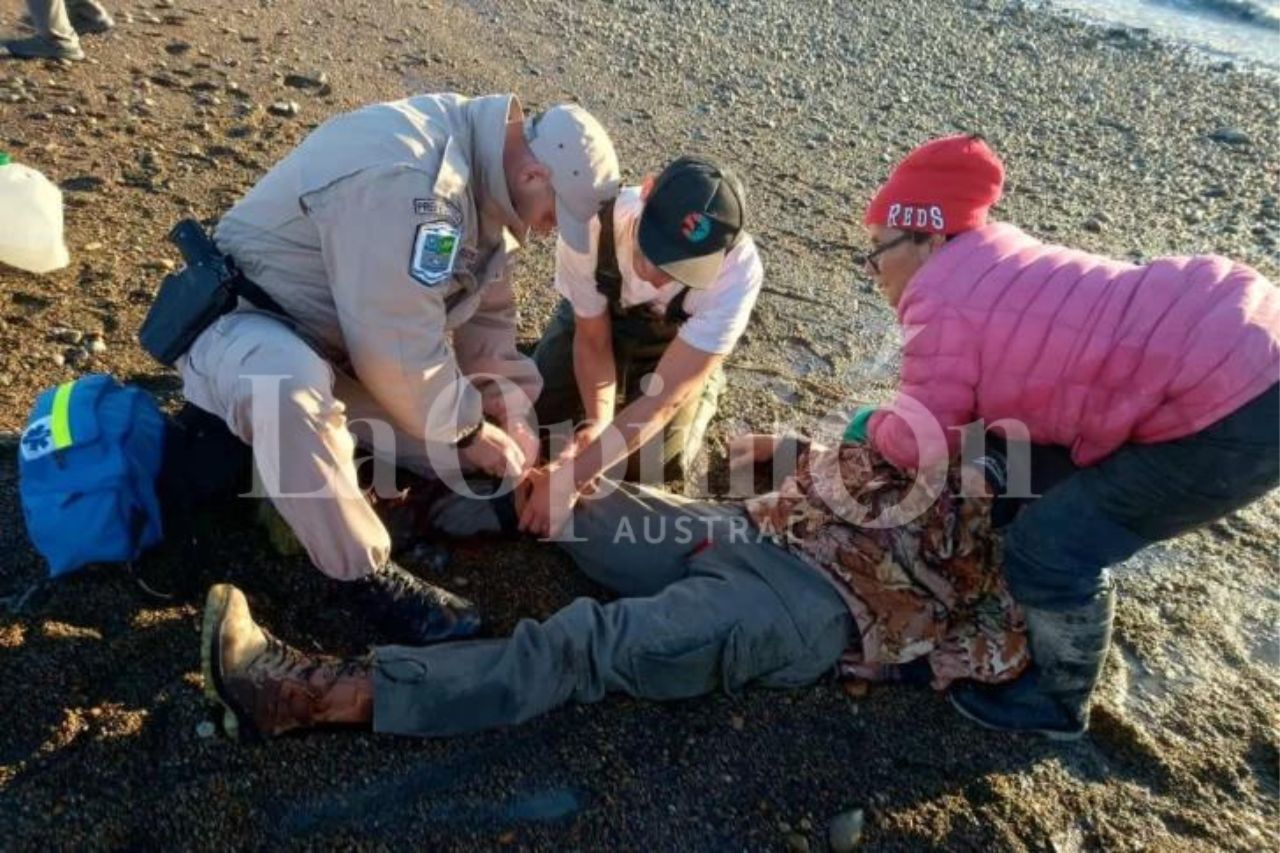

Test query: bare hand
[554,424,601,465]
[517,462,580,538]
[728,433,782,475]
[460,422,527,480]
[504,415,540,473]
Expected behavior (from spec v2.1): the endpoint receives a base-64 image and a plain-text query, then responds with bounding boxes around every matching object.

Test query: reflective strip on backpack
[50,380,75,450]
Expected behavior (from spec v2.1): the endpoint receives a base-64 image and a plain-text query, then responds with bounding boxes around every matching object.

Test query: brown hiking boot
[201,584,373,740]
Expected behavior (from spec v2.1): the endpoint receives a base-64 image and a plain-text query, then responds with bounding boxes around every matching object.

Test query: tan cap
[526,104,620,253]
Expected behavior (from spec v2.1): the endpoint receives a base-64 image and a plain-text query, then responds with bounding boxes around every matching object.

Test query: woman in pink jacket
[850,134,1279,740]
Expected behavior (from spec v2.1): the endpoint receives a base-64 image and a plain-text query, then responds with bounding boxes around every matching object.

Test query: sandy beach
[0,0,1277,847]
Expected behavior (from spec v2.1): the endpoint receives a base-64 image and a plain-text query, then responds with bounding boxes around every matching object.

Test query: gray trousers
[26,0,80,45]
[371,482,852,737]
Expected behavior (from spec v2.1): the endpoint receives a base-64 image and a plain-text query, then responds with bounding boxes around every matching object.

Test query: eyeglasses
[854,232,914,275]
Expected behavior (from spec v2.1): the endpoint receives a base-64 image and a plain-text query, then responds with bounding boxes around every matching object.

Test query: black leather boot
[343,561,482,646]
[949,583,1115,740]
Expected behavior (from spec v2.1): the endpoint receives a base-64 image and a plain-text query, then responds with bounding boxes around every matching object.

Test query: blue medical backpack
[17,374,167,577]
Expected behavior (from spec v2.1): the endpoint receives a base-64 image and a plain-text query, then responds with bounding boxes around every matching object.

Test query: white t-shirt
[553,186,763,355]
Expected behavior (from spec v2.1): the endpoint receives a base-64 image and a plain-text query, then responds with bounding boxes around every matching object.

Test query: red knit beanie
[864,134,1005,235]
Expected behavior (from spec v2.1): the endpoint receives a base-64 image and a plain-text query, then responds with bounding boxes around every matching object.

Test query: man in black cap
[527,156,762,520]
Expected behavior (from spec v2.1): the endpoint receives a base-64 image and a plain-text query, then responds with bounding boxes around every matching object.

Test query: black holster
[138,219,287,366]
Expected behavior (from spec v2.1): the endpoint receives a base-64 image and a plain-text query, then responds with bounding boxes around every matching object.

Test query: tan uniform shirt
[213,93,541,444]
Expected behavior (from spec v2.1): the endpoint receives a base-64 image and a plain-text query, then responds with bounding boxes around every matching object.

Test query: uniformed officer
[179,93,619,644]
[2,0,113,61]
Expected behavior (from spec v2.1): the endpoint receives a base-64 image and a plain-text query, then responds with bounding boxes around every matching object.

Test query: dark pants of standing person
[1001,384,1279,610]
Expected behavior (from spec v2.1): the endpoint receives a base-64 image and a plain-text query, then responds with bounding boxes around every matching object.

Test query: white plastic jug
[0,152,70,274]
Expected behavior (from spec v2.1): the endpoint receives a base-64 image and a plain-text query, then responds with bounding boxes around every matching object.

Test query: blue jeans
[1002,384,1279,609]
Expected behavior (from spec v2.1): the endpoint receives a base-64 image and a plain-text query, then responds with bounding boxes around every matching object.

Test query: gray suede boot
[1,35,84,60]
[69,0,115,34]
[7,0,84,60]
[949,583,1115,740]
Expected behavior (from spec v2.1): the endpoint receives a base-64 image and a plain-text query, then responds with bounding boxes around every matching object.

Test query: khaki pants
[179,311,465,580]
[26,0,78,45]
[372,481,852,737]
[532,299,725,483]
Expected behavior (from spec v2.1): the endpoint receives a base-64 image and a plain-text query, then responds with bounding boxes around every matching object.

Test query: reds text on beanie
[864,134,1005,235]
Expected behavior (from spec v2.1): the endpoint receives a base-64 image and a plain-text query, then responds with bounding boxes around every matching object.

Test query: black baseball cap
[637,155,746,290]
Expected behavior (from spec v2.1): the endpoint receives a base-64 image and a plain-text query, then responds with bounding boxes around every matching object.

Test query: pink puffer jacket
[868,223,1280,469]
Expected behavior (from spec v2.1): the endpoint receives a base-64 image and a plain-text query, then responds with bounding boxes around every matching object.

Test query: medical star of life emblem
[409,221,462,287]
[20,416,55,461]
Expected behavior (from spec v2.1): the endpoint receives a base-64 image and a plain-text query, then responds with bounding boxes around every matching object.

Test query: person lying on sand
[847,134,1279,739]
[199,440,1028,741]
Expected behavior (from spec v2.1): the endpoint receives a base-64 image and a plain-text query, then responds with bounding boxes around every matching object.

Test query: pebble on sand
[268,100,301,118]
[785,832,811,853]
[283,71,329,90]
[1208,127,1251,146]
[828,808,865,852]
[52,327,83,345]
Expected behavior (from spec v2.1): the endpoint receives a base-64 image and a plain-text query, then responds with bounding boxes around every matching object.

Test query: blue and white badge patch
[409,221,462,287]
[20,416,56,462]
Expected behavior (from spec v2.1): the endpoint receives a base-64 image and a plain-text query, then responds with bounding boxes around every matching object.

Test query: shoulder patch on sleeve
[409,219,462,287]
[412,197,463,224]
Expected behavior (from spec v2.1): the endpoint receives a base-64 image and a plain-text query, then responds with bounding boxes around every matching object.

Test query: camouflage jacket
[743,443,1029,689]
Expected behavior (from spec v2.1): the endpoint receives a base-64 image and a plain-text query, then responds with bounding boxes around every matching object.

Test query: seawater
[1043,0,1280,73]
